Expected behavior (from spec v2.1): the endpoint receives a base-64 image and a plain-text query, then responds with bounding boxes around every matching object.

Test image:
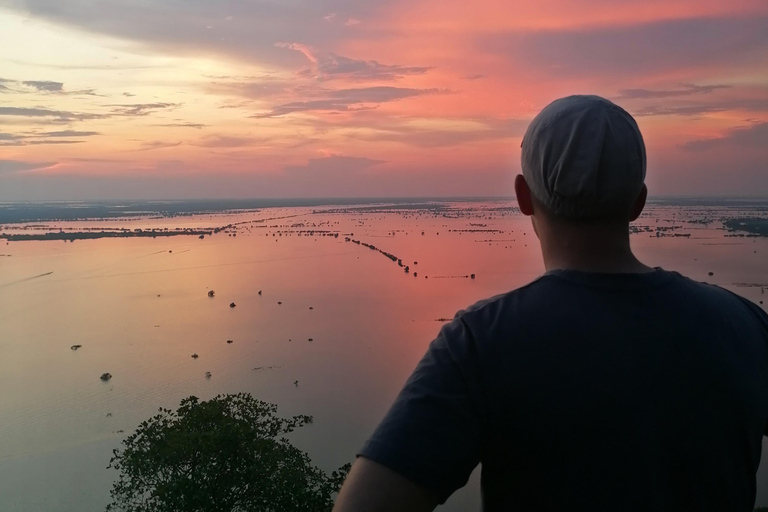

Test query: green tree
[106,393,350,512]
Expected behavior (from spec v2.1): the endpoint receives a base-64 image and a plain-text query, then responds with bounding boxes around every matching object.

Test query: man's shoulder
[693,278,768,327]
[671,272,768,321]
[448,274,559,342]
[451,269,768,340]
[453,274,552,319]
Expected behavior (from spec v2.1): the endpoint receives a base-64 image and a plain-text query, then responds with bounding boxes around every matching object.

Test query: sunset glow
[1,0,767,199]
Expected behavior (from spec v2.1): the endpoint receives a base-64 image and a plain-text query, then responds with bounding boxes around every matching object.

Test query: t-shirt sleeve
[737,297,768,437]
[358,316,486,503]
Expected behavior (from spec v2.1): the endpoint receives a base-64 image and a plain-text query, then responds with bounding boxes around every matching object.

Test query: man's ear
[629,184,647,222]
[515,174,534,216]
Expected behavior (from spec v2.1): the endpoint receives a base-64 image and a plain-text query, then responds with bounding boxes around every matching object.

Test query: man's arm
[333,457,440,512]
[339,317,485,508]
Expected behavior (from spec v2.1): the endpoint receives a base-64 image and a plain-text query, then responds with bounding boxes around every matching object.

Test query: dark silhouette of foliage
[106,393,350,512]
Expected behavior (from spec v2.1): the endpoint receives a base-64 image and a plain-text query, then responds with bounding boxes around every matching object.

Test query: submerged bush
[106,393,349,512]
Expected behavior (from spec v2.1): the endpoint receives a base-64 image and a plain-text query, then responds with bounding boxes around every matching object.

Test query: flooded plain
[1,198,767,511]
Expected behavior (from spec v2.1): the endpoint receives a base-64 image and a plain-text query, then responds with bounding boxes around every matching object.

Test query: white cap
[521,95,646,220]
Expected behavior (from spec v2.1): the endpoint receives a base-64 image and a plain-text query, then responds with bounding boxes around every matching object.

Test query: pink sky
[0,0,767,199]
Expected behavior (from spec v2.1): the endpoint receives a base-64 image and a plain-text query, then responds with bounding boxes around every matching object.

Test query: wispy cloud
[633,98,768,117]
[0,77,14,93]
[279,43,431,82]
[22,80,63,92]
[345,117,528,147]
[479,16,768,78]
[38,130,101,137]
[218,100,255,109]
[0,103,176,123]
[16,139,86,146]
[3,59,161,71]
[0,77,99,96]
[0,106,106,122]
[192,135,267,148]
[681,122,768,151]
[0,129,99,146]
[0,159,57,173]
[136,140,184,151]
[284,154,385,174]
[108,103,180,116]
[253,86,443,118]
[153,122,207,129]
[616,84,730,100]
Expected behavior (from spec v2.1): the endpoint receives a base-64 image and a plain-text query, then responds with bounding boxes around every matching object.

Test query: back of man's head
[521,95,646,223]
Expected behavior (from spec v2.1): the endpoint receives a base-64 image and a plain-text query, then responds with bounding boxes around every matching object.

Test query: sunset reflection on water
[0,200,766,511]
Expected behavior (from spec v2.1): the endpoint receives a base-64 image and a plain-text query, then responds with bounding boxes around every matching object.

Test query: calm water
[0,199,766,511]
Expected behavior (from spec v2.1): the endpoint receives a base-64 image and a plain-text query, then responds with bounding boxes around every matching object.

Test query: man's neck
[538,223,653,274]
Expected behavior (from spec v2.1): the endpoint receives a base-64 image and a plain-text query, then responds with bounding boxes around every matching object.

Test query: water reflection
[0,200,766,511]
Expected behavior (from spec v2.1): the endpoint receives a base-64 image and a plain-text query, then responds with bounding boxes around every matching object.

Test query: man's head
[516,95,647,225]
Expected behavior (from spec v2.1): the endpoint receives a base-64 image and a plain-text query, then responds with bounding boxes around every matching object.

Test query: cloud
[0,129,99,146]
[253,100,369,118]
[278,43,431,81]
[210,79,290,100]
[218,100,255,109]
[0,103,176,124]
[0,159,56,173]
[1,140,85,146]
[615,84,730,100]
[330,86,442,102]
[108,103,180,116]
[0,0,384,71]
[204,74,265,81]
[632,98,768,117]
[136,140,184,151]
[0,78,99,95]
[253,86,442,118]
[192,135,267,148]
[153,122,207,129]
[18,139,86,145]
[681,122,768,151]
[22,80,64,92]
[284,154,385,174]
[38,130,100,137]
[346,117,528,147]
[4,59,161,71]
[480,16,768,78]
[0,106,106,121]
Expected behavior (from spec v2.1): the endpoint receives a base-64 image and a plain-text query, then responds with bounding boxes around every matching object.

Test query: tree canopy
[106,393,350,512]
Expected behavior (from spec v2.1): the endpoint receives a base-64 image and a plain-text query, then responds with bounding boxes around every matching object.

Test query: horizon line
[3,194,768,204]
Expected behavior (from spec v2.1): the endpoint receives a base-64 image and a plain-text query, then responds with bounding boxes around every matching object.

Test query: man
[333,95,768,512]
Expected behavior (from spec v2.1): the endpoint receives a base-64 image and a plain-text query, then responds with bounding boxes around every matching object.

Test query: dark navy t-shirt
[360,269,768,511]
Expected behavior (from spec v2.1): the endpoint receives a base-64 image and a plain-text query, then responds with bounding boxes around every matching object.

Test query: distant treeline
[1,229,213,241]
[723,218,768,237]
[0,197,511,224]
